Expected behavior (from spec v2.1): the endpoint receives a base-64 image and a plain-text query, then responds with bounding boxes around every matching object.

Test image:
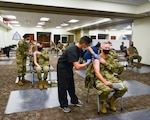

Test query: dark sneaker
[59,107,71,113]
[72,100,83,107]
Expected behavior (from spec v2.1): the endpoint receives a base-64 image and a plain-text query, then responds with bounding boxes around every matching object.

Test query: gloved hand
[29,53,34,57]
[87,59,92,64]
[92,53,99,59]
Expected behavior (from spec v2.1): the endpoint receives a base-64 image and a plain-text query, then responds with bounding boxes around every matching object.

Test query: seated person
[83,42,101,62]
[33,43,50,90]
[127,41,142,68]
[107,41,118,59]
[85,42,127,114]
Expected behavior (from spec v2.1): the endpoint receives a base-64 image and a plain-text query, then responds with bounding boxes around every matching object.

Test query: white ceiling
[0,0,149,31]
[97,0,149,5]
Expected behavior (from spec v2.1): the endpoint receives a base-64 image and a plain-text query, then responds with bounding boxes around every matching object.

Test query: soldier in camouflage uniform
[56,40,64,56]
[34,43,49,90]
[85,43,127,114]
[127,41,142,68]
[16,34,31,86]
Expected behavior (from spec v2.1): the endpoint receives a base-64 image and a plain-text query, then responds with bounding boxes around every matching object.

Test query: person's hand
[87,59,92,64]
[29,53,33,57]
[37,65,41,71]
[92,53,99,59]
[104,81,112,86]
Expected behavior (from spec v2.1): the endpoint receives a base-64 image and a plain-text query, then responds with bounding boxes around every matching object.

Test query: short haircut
[23,34,30,39]
[95,42,101,48]
[79,36,92,45]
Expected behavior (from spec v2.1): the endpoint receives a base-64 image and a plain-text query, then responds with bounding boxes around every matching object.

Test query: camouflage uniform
[127,46,142,67]
[108,50,124,75]
[16,40,29,78]
[34,49,49,81]
[56,42,64,56]
[95,54,127,101]
[85,54,127,102]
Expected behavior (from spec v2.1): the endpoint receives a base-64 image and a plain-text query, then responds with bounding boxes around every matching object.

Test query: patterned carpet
[0,53,150,120]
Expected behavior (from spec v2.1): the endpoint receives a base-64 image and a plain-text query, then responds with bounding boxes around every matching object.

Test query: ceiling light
[110,28,117,31]
[124,25,131,30]
[68,19,79,23]
[36,25,42,28]
[56,26,62,29]
[3,15,16,19]
[9,21,19,24]
[40,17,49,21]
[12,24,21,27]
[38,22,45,25]
[67,18,111,31]
[61,23,68,26]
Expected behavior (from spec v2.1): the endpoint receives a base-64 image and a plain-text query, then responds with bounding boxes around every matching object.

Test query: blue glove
[92,53,99,59]
[30,53,34,57]
[87,59,92,64]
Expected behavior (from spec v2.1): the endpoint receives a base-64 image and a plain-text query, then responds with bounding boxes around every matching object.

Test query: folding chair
[86,82,124,114]
[32,64,51,87]
[85,70,124,114]
[31,53,51,87]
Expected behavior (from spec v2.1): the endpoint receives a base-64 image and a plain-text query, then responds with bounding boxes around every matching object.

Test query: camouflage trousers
[35,65,49,80]
[16,57,27,77]
[95,74,127,101]
[128,55,142,64]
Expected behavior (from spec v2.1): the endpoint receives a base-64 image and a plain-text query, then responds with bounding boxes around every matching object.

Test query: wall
[0,26,9,48]
[132,17,150,65]
[0,26,75,48]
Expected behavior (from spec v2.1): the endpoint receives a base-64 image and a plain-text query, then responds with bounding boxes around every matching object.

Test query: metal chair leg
[97,94,100,114]
[86,86,90,103]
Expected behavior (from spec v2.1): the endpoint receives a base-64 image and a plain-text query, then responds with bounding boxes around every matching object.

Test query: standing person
[33,43,49,90]
[57,36,92,113]
[16,34,31,86]
[83,42,101,62]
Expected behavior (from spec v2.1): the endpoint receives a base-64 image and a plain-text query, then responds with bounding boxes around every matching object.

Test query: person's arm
[93,59,112,86]
[87,47,95,54]
[73,60,90,70]
[33,51,41,69]
[87,46,99,59]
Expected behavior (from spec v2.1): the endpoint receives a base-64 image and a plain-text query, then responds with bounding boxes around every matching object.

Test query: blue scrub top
[83,46,98,61]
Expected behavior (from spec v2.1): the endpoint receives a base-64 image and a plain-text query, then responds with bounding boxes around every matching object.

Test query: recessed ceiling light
[68,19,79,23]
[9,21,19,24]
[3,15,16,19]
[38,22,45,25]
[56,26,62,28]
[36,25,42,28]
[67,18,111,31]
[13,24,21,27]
[61,23,68,26]
[40,17,49,21]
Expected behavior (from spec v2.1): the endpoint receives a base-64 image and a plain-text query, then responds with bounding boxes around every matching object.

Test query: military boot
[107,96,117,112]
[136,63,141,68]
[100,101,107,114]
[39,81,43,90]
[18,80,23,86]
[43,80,48,89]
[22,79,31,83]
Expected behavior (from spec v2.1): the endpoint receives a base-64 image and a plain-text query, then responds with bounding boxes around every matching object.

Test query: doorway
[37,32,51,48]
